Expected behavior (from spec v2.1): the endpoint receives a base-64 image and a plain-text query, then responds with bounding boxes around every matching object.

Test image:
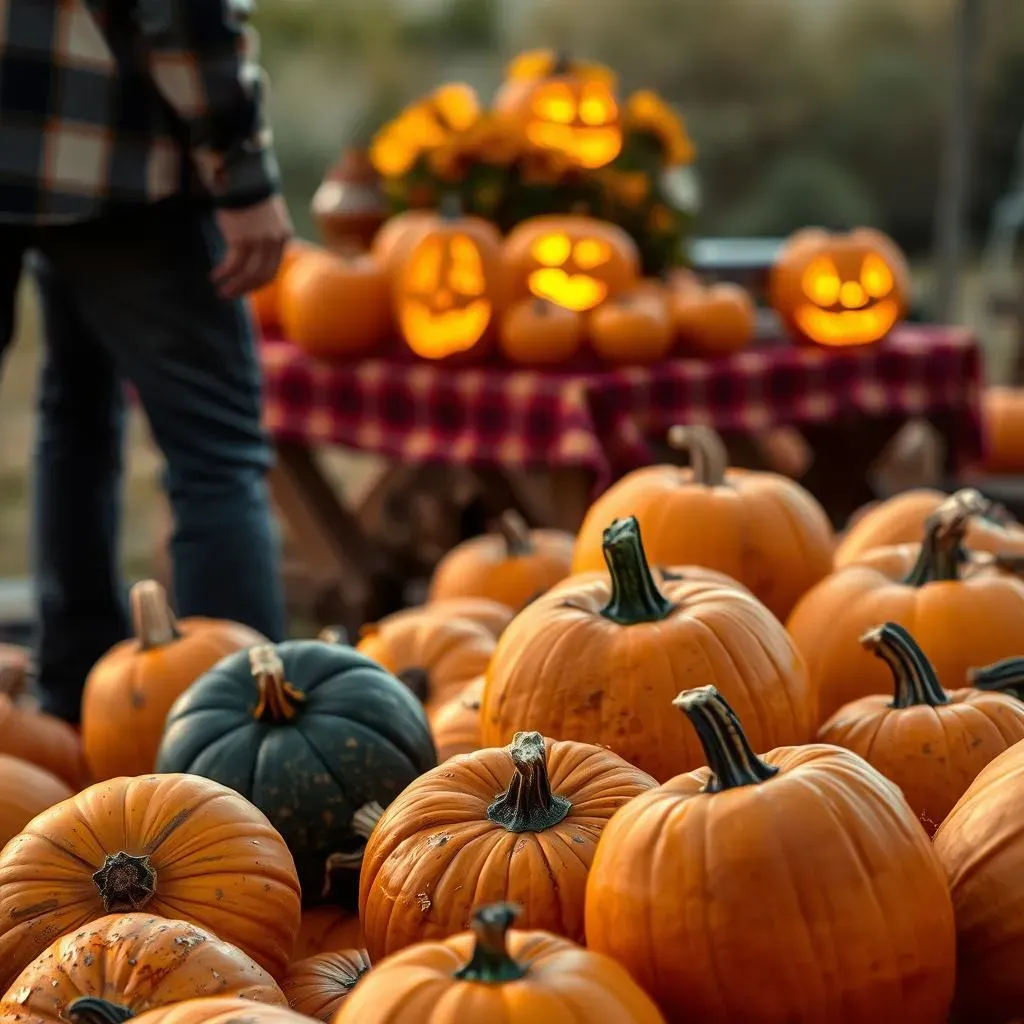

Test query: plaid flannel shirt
[0,0,281,224]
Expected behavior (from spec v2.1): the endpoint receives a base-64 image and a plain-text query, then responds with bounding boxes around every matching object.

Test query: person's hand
[212,194,294,300]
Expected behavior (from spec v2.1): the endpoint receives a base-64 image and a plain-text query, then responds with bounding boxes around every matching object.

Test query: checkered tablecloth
[261,325,984,493]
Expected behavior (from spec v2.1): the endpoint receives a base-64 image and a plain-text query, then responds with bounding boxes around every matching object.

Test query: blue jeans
[28,202,286,721]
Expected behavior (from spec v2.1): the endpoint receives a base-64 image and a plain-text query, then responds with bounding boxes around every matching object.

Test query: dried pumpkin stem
[599,516,674,624]
[130,580,180,650]
[454,903,528,983]
[92,851,157,912]
[903,488,987,585]
[250,646,306,722]
[498,510,533,558]
[969,658,1024,702]
[667,425,728,486]
[487,731,572,832]
[674,685,779,792]
[860,622,949,708]
[66,998,137,1024]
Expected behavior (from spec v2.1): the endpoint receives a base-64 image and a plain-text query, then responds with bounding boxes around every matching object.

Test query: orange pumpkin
[0,693,88,789]
[982,386,1024,474]
[294,908,364,961]
[672,281,756,357]
[430,676,484,762]
[499,297,585,365]
[81,580,266,782]
[370,210,437,277]
[817,622,1024,836]
[768,227,910,347]
[503,215,639,313]
[281,950,370,1021]
[249,239,318,333]
[337,903,665,1023]
[1,914,285,1023]
[119,998,313,1024]
[0,774,301,990]
[482,517,815,782]
[372,598,514,640]
[427,511,574,611]
[787,490,1024,722]
[0,754,72,849]
[0,644,29,696]
[572,425,834,620]
[359,731,655,959]
[588,287,675,365]
[546,562,753,597]
[584,685,956,1023]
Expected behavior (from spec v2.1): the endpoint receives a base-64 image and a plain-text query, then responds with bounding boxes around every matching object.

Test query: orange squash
[0,754,72,849]
[281,950,370,1021]
[672,280,756,357]
[982,386,1024,474]
[430,676,484,762]
[499,297,586,366]
[378,597,514,639]
[249,239,318,333]
[294,908,364,961]
[119,998,314,1024]
[81,580,266,781]
[0,693,88,789]
[588,287,675,365]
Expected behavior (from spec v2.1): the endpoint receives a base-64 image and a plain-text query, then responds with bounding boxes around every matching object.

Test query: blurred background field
[0,0,1022,577]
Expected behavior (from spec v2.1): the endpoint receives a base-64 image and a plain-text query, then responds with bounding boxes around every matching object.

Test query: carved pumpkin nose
[839,281,867,309]
[435,289,454,310]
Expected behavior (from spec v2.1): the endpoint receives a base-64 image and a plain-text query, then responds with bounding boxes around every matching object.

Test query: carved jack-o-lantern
[768,227,910,348]
[503,215,640,313]
[393,200,504,362]
[494,52,622,170]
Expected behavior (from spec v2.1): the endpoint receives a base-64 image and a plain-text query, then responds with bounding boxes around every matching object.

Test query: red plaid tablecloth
[261,325,984,493]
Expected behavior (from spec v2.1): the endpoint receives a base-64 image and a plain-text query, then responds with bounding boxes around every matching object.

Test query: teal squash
[156,639,437,910]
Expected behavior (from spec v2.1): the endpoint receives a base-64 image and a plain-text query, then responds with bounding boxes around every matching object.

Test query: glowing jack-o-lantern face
[503,215,640,313]
[768,228,910,348]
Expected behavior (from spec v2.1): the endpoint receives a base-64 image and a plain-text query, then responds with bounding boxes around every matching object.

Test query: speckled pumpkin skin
[156,640,437,910]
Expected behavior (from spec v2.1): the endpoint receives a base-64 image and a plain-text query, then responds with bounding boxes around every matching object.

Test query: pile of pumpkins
[10,425,1024,1022]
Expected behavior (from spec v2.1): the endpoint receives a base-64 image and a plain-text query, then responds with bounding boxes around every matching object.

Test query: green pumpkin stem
[487,731,571,832]
[250,646,306,722]
[860,622,949,708]
[903,489,986,585]
[66,998,137,1024]
[498,510,533,558]
[599,516,674,624]
[454,903,528,983]
[969,658,1024,702]
[674,686,779,792]
[130,580,180,650]
[668,425,728,486]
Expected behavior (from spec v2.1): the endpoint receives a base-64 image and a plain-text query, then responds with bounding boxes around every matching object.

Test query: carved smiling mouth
[525,124,622,169]
[400,299,492,358]
[528,268,608,312]
[794,300,899,347]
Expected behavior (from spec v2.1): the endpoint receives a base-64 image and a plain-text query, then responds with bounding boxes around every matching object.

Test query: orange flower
[625,89,696,166]
[504,48,618,89]
[599,168,650,207]
[427,115,524,181]
[648,203,677,233]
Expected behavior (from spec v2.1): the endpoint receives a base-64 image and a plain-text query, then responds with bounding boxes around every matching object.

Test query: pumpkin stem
[351,800,385,840]
[667,425,728,486]
[92,851,157,912]
[551,51,573,75]
[250,646,306,722]
[992,553,1024,575]
[903,489,986,585]
[674,685,779,792]
[486,731,572,832]
[860,622,950,708]
[599,516,674,624]
[130,580,180,650]
[318,625,350,645]
[497,510,533,558]
[66,998,137,1024]
[969,658,1024,702]
[453,903,528,983]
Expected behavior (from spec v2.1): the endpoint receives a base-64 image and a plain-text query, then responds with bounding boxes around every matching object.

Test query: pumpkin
[768,226,910,348]
[392,197,505,363]
[933,742,1024,1021]
[0,754,72,849]
[156,641,437,910]
[588,287,675,365]
[249,239,318,333]
[672,280,756,357]
[378,597,514,639]
[584,685,956,1023]
[817,622,1024,835]
[356,609,495,717]
[0,693,88,789]
[498,297,586,365]
[294,908,364,961]
[484,517,815,781]
[0,773,301,990]
[546,562,753,597]
[503,215,639,313]
[0,644,29,696]
[370,210,436,277]
[279,250,391,359]
[81,580,266,782]
[427,510,574,611]
[280,951,370,1021]
[0,914,285,1023]
[337,903,665,1023]
[111,999,313,1024]
[571,425,834,620]
[430,676,484,762]
[982,386,1024,474]
[359,730,656,959]
[787,489,1024,722]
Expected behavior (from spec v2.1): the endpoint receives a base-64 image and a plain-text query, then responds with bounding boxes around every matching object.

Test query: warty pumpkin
[293,908,364,961]
[156,641,437,910]
[336,902,666,1024]
[0,913,284,1024]
[430,675,484,762]
[483,516,815,781]
[114,998,313,1024]
[0,773,301,990]
[358,730,656,960]
[571,425,834,619]
[280,950,370,1021]
[427,510,574,612]
[0,754,72,849]
[0,695,88,790]
[787,489,1024,722]
[376,597,514,639]
[81,579,265,781]
[817,622,1024,836]
[584,685,956,1024]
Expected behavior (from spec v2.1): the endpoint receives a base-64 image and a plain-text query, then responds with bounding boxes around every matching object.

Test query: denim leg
[0,233,28,369]
[30,253,129,721]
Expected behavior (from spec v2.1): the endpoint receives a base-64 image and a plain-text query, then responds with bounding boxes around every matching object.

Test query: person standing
[0,0,291,722]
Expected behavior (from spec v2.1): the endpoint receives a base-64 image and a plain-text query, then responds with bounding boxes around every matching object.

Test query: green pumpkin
[156,639,437,909]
